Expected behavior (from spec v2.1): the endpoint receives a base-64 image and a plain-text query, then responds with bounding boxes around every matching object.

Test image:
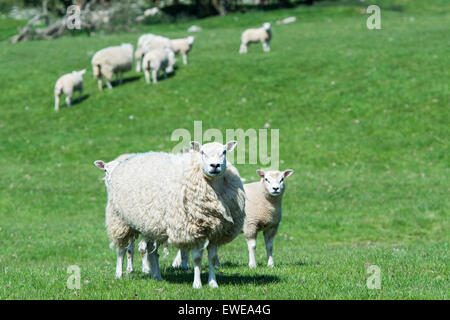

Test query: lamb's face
[191,141,237,178]
[263,22,271,30]
[257,169,294,196]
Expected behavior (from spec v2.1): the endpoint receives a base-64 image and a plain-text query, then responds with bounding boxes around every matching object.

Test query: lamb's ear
[225,140,237,152]
[283,169,294,178]
[80,69,86,75]
[190,141,201,152]
[94,160,106,170]
[256,169,265,178]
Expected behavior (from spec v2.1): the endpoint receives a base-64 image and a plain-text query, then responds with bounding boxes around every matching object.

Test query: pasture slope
[0,0,448,299]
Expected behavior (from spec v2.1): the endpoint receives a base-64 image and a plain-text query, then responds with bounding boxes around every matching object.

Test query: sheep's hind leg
[264,227,278,267]
[125,238,135,274]
[207,245,219,288]
[182,54,187,65]
[65,95,72,107]
[246,237,257,268]
[54,94,60,111]
[115,246,126,278]
[191,247,204,289]
[97,79,103,91]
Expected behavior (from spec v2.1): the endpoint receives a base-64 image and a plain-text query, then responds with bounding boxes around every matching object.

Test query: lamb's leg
[191,247,204,289]
[97,79,103,91]
[207,245,219,288]
[263,41,270,52]
[182,53,187,65]
[136,58,141,72]
[239,43,247,54]
[264,227,278,267]
[138,240,150,274]
[106,79,113,90]
[152,70,158,83]
[115,246,126,278]
[65,95,72,107]
[126,238,134,274]
[147,242,162,280]
[54,93,60,111]
[246,237,257,268]
[144,70,150,84]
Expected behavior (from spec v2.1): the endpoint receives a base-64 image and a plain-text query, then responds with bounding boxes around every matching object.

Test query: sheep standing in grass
[54,69,85,111]
[91,43,134,91]
[239,22,272,54]
[244,169,294,268]
[142,48,175,84]
[94,154,140,278]
[107,141,245,288]
[170,36,195,65]
[135,35,171,72]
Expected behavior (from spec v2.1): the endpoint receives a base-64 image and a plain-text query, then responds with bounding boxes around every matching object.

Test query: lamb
[135,34,171,72]
[239,22,272,54]
[170,36,194,65]
[106,141,246,288]
[243,169,294,268]
[142,48,175,84]
[54,69,85,111]
[91,43,134,91]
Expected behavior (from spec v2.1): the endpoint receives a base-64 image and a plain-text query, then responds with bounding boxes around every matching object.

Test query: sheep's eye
[264,178,269,182]
[280,178,284,182]
[222,150,226,155]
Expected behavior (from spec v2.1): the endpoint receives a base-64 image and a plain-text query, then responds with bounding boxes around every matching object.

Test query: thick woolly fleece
[91,44,133,85]
[108,151,246,250]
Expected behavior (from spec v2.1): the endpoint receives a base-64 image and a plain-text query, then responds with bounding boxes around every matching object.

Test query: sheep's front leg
[152,70,158,83]
[97,79,103,91]
[115,246,126,278]
[136,59,141,72]
[191,247,204,289]
[54,94,60,111]
[126,238,135,274]
[138,240,150,274]
[144,70,151,84]
[182,53,187,65]
[207,245,219,288]
[239,43,247,54]
[246,237,257,268]
[106,79,113,90]
[262,41,270,52]
[263,227,278,267]
[147,243,162,280]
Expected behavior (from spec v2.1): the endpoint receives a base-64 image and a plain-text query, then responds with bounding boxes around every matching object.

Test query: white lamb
[106,141,246,288]
[135,34,171,72]
[170,36,194,65]
[243,169,294,268]
[54,69,85,111]
[142,48,175,84]
[239,22,272,54]
[91,43,134,91]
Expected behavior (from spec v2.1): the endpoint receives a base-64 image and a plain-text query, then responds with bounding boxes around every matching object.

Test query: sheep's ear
[256,170,265,178]
[190,141,201,152]
[94,160,106,170]
[225,140,237,152]
[283,169,294,178]
[80,69,86,75]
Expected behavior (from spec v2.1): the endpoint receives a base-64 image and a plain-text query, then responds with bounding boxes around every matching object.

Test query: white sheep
[142,48,175,84]
[170,36,194,65]
[106,141,245,288]
[243,169,294,268]
[135,34,171,72]
[239,22,271,54]
[91,43,134,91]
[54,69,85,111]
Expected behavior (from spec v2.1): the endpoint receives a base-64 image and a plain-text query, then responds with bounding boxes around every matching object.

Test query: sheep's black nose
[273,187,279,192]
[210,163,220,169]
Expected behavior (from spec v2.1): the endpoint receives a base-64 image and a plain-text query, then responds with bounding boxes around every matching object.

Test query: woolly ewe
[107,141,245,288]
[91,43,134,91]
[54,69,85,111]
[135,34,171,72]
[170,36,195,65]
[239,22,272,54]
[142,48,175,84]
[244,169,294,268]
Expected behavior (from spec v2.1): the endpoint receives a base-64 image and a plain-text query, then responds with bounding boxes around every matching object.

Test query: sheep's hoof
[115,273,122,279]
[267,263,274,268]
[208,280,219,289]
[193,281,202,289]
[126,268,134,274]
[249,263,257,269]
[142,267,150,274]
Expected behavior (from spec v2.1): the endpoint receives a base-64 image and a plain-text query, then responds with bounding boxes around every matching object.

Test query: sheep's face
[257,169,294,196]
[263,22,271,30]
[191,141,237,178]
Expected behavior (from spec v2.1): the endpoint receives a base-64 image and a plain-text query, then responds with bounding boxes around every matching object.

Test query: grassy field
[0,0,448,299]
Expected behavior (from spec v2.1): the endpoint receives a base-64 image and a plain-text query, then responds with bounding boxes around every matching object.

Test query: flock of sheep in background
[55,20,294,289]
[53,22,273,111]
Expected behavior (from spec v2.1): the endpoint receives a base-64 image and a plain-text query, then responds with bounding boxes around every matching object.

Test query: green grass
[0,0,448,299]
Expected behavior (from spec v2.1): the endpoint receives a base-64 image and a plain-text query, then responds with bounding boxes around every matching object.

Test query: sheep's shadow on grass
[70,94,90,106]
[112,76,141,87]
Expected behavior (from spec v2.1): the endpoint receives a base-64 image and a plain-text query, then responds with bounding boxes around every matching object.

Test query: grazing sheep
[94,154,140,278]
[243,169,294,268]
[54,69,85,111]
[106,141,245,288]
[142,48,175,84]
[135,35,171,72]
[239,22,271,54]
[170,36,194,65]
[91,43,134,91]
[276,16,296,25]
